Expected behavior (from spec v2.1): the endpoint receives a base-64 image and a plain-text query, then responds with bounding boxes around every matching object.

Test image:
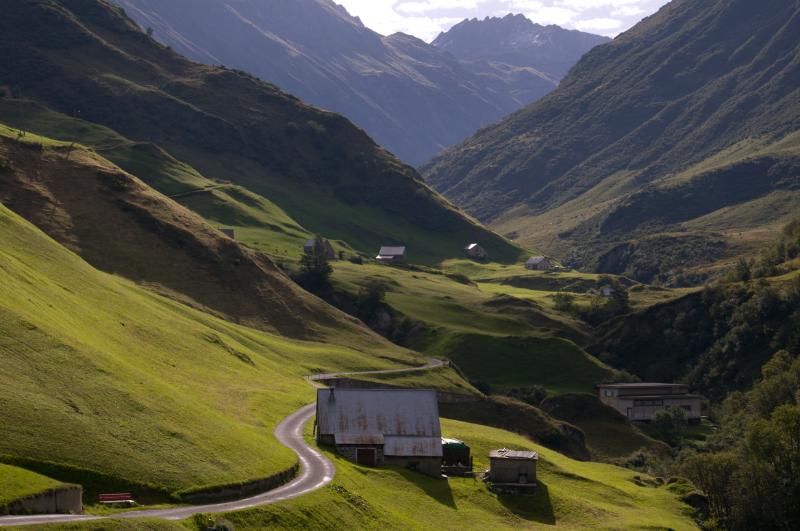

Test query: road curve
[0,405,334,528]
[0,358,444,527]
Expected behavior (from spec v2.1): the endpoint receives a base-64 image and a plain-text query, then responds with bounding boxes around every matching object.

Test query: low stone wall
[2,485,82,515]
[178,465,299,504]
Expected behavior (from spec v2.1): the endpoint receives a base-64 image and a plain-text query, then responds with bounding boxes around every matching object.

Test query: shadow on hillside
[497,481,555,525]
[397,469,456,508]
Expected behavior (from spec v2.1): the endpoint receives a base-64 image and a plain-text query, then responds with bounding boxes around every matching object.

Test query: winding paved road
[0,358,444,527]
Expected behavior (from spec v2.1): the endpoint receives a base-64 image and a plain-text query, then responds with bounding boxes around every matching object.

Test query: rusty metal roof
[378,246,406,256]
[489,448,539,460]
[316,388,441,441]
[335,433,385,445]
[384,436,442,457]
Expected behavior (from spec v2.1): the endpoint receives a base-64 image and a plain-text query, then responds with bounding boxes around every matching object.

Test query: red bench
[98,493,135,506]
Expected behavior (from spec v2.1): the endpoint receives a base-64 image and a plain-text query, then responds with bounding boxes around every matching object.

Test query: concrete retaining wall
[2,485,82,515]
[178,464,299,503]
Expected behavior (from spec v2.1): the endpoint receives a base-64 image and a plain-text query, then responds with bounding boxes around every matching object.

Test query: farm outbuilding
[304,237,336,260]
[525,256,555,271]
[488,449,538,489]
[375,246,406,263]
[315,388,442,476]
[464,243,488,260]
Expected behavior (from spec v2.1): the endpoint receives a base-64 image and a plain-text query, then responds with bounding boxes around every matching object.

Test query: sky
[336,0,671,41]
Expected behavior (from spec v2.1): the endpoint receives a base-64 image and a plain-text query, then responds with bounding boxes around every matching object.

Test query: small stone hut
[464,243,488,260]
[525,256,555,271]
[488,449,539,486]
[376,246,406,264]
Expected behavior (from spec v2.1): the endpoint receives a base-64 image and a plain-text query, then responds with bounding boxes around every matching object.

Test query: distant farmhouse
[597,383,703,423]
[315,388,442,476]
[464,243,488,260]
[376,245,406,264]
[304,237,336,260]
[525,256,556,271]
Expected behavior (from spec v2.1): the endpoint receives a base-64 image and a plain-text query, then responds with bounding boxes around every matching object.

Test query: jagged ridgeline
[424,0,800,283]
[0,0,522,266]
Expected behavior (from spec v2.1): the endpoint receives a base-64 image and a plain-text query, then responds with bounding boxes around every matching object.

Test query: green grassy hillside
[423,0,800,282]
[23,420,697,530]
[0,0,523,266]
[328,261,613,395]
[0,465,66,509]
[0,202,421,497]
[0,124,378,343]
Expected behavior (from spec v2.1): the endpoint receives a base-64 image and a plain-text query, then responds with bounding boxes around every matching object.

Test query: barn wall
[336,445,384,466]
[489,459,537,484]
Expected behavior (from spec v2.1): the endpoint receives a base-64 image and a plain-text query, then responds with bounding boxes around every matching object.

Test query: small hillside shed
[376,246,407,263]
[488,449,539,486]
[316,388,442,476]
[464,243,488,260]
[525,256,555,271]
[304,237,336,260]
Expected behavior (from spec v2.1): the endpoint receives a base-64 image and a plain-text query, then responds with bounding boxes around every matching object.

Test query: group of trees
[682,351,800,530]
[552,276,631,326]
[727,217,800,282]
[295,236,333,293]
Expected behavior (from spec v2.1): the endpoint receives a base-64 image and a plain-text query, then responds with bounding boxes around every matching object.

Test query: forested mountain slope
[109,0,605,165]
[424,0,800,282]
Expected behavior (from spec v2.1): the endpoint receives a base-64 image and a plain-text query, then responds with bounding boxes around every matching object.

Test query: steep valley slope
[424,0,800,285]
[0,0,521,266]
[109,0,607,165]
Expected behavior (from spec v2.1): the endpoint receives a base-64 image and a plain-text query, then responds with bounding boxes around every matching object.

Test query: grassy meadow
[20,419,697,530]
[0,203,423,498]
[0,465,66,508]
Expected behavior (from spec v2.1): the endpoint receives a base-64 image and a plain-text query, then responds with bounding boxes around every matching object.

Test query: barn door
[356,448,376,466]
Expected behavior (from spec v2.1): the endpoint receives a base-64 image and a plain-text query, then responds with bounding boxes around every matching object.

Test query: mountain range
[424,0,800,284]
[0,0,521,267]
[108,0,608,165]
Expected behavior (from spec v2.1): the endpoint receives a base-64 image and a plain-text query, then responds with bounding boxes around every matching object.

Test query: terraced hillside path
[0,358,445,527]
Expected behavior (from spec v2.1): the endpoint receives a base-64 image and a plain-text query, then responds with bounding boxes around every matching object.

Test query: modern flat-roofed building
[596,383,703,422]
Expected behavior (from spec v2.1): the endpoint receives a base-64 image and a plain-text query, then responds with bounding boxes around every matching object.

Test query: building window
[604,390,613,397]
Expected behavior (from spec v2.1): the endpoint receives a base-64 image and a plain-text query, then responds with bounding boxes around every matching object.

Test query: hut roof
[525,256,548,265]
[489,448,539,460]
[378,246,406,256]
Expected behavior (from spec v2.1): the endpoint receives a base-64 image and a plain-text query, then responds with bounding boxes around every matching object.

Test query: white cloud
[336,0,669,41]
[573,17,624,31]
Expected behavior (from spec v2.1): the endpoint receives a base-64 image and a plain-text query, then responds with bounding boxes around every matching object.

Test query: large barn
[315,388,443,476]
